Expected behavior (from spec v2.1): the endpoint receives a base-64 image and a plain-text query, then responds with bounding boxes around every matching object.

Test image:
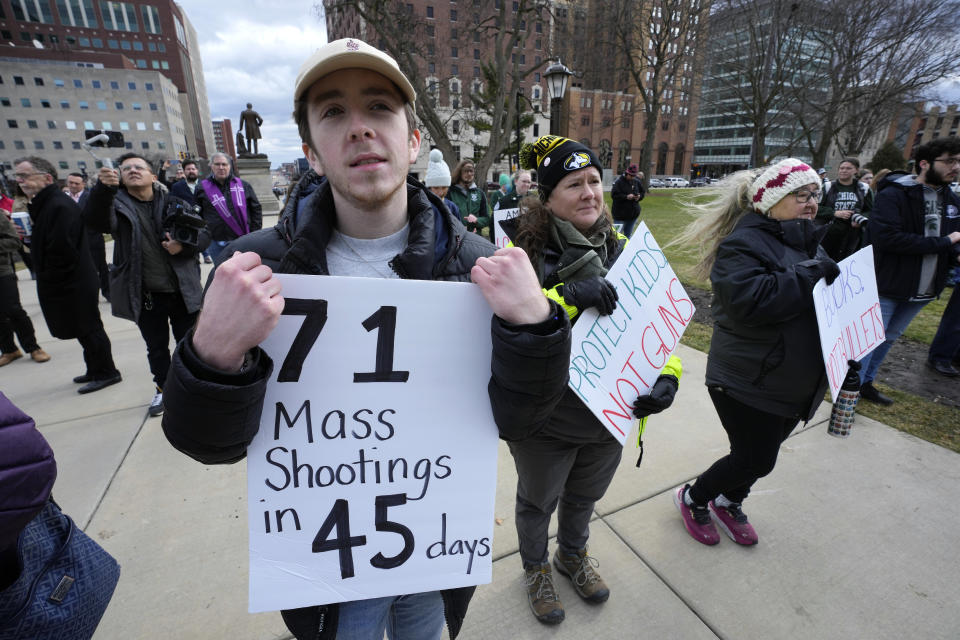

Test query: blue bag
[0,500,120,640]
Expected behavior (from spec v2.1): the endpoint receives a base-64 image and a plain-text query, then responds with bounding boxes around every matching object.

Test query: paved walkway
[2,242,958,639]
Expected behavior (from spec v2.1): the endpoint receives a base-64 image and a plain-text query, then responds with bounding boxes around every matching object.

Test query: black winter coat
[161,177,494,640]
[610,174,644,221]
[706,213,830,421]
[82,182,210,323]
[868,173,960,300]
[28,185,101,339]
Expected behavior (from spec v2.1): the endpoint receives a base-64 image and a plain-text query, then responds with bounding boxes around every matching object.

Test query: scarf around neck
[201,177,249,237]
[545,216,610,286]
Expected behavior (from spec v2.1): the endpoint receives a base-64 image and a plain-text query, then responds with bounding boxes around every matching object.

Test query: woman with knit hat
[423,148,462,222]
[492,135,681,624]
[672,159,839,547]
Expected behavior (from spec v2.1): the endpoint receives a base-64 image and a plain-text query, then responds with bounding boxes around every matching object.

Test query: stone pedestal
[236,155,280,217]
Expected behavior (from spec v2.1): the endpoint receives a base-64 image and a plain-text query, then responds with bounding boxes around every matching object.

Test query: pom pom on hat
[749,158,821,214]
[424,148,451,187]
[520,134,602,198]
[499,173,512,188]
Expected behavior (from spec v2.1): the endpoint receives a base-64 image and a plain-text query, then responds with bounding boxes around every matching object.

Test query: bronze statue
[238,103,263,155]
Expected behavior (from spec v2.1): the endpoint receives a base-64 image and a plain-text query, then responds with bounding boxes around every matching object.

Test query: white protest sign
[813,245,885,401]
[247,274,499,613]
[493,207,520,248]
[568,222,695,444]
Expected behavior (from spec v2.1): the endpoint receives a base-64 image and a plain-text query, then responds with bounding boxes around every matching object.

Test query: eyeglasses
[13,172,43,180]
[933,157,960,167]
[790,189,821,203]
[120,164,150,173]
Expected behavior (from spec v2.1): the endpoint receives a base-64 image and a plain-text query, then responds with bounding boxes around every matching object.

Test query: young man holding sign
[161,39,561,639]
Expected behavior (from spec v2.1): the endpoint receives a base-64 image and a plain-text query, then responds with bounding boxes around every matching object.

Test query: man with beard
[171,160,212,263]
[858,139,960,403]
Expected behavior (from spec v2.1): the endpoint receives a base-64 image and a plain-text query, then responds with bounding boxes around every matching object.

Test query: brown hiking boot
[0,350,23,366]
[553,548,610,603]
[524,563,565,624]
[30,348,50,362]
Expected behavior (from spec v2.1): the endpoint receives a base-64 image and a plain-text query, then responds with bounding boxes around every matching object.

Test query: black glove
[560,276,618,315]
[817,258,840,285]
[632,374,679,418]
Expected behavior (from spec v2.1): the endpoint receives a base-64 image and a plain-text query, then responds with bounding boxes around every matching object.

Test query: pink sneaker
[709,500,758,546]
[674,485,720,545]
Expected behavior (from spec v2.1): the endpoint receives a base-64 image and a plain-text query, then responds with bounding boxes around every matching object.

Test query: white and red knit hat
[749,159,820,214]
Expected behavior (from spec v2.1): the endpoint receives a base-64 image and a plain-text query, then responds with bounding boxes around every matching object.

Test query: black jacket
[868,173,960,300]
[196,175,263,242]
[162,177,495,640]
[169,179,199,206]
[706,213,830,421]
[610,174,644,221]
[28,185,101,339]
[83,181,210,323]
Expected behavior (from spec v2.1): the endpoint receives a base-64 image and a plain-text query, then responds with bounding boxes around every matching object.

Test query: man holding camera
[83,153,210,417]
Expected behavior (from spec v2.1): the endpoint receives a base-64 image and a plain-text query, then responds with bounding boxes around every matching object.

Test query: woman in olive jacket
[672,159,839,547]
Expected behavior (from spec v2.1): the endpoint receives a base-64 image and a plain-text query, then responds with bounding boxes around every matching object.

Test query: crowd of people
[1,37,958,640]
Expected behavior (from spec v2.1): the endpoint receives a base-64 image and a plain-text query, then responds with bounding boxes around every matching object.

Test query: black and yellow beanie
[519,135,602,200]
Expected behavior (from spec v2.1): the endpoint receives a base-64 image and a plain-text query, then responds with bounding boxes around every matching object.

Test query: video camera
[162,201,206,247]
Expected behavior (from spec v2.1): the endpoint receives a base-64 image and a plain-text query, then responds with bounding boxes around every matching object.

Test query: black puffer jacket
[162,176,494,640]
[706,213,830,421]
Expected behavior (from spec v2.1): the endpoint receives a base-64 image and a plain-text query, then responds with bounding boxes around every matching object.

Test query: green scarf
[544,216,611,286]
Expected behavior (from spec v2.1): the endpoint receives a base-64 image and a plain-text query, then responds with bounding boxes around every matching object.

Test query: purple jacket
[0,392,56,551]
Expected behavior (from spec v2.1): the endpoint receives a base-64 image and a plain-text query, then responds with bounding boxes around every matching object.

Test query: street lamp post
[544,60,573,136]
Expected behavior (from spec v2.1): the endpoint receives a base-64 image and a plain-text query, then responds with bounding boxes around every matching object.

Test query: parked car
[648,177,665,188]
[664,176,690,187]
[690,177,709,187]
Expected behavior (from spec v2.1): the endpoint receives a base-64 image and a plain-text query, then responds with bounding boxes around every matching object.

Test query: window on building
[120,40,131,50]
[451,64,458,75]
[79,37,90,46]
[34,77,44,86]
[14,141,25,150]
[157,141,166,150]
[101,121,112,129]
[153,122,162,131]
[124,141,132,149]
[14,76,24,85]
[141,141,149,149]
[136,121,146,130]
[66,120,77,129]
[450,9,457,20]
[151,61,159,69]
[115,101,124,109]
[96,101,107,110]
[136,60,147,68]
[100,1,139,32]
[581,117,590,126]
[34,141,44,149]
[0,31,10,40]
[426,5,433,17]
[14,0,54,23]
[0,98,8,106]
[84,121,94,129]
[74,79,83,88]
[451,47,458,57]
[58,161,68,169]
[160,61,169,70]
[128,82,136,90]
[119,122,129,130]
[144,82,153,91]
[148,42,156,51]
[6,120,17,128]
[133,41,143,51]
[149,103,157,111]
[92,38,103,47]
[20,98,30,107]
[54,78,64,87]
[53,140,63,149]
[27,120,38,129]
[132,102,141,110]
[452,120,460,133]
[107,39,118,48]
[91,80,102,89]
[426,25,434,36]
[72,141,81,148]
[157,42,165,52]
[110,81,119,89]
[47,120,55,129]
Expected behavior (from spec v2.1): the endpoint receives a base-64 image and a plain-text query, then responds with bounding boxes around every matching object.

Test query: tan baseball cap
[294,38,417,106]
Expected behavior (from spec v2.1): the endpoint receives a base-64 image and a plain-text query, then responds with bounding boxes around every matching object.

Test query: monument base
[236,156,280,217]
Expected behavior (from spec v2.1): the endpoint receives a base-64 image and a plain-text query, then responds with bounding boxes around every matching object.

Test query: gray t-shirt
[916,185,943,299]
[326,224,409,279]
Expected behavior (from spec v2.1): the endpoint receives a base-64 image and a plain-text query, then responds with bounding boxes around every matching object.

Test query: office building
[1,59,187,175]
[211,118,235,161]
[0,0,215,156]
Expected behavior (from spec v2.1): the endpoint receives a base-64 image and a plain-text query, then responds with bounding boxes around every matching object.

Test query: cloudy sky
[176,0,328,166]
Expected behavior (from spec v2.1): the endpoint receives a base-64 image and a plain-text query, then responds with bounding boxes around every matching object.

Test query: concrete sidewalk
[2,260,958,640]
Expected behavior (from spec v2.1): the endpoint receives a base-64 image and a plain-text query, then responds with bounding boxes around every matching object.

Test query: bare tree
[794,0,960,167]
[696,0,815,166]
[608,0,710,181]
[318,0,545,181]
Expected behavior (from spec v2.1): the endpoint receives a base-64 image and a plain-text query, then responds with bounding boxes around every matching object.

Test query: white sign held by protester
[493,207,520,248]
[247,274,499,613]
[568,222,695,445]
[813,245,885,401]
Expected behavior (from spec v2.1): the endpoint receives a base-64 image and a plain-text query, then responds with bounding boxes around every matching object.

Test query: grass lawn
[609,188,960,453]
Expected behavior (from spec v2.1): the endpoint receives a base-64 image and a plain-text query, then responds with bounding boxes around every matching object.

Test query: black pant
[0,273,39,354]
[689,387,799,505]
[77,319,119,380]
[136,291,197,389]
[86,229,110,300]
